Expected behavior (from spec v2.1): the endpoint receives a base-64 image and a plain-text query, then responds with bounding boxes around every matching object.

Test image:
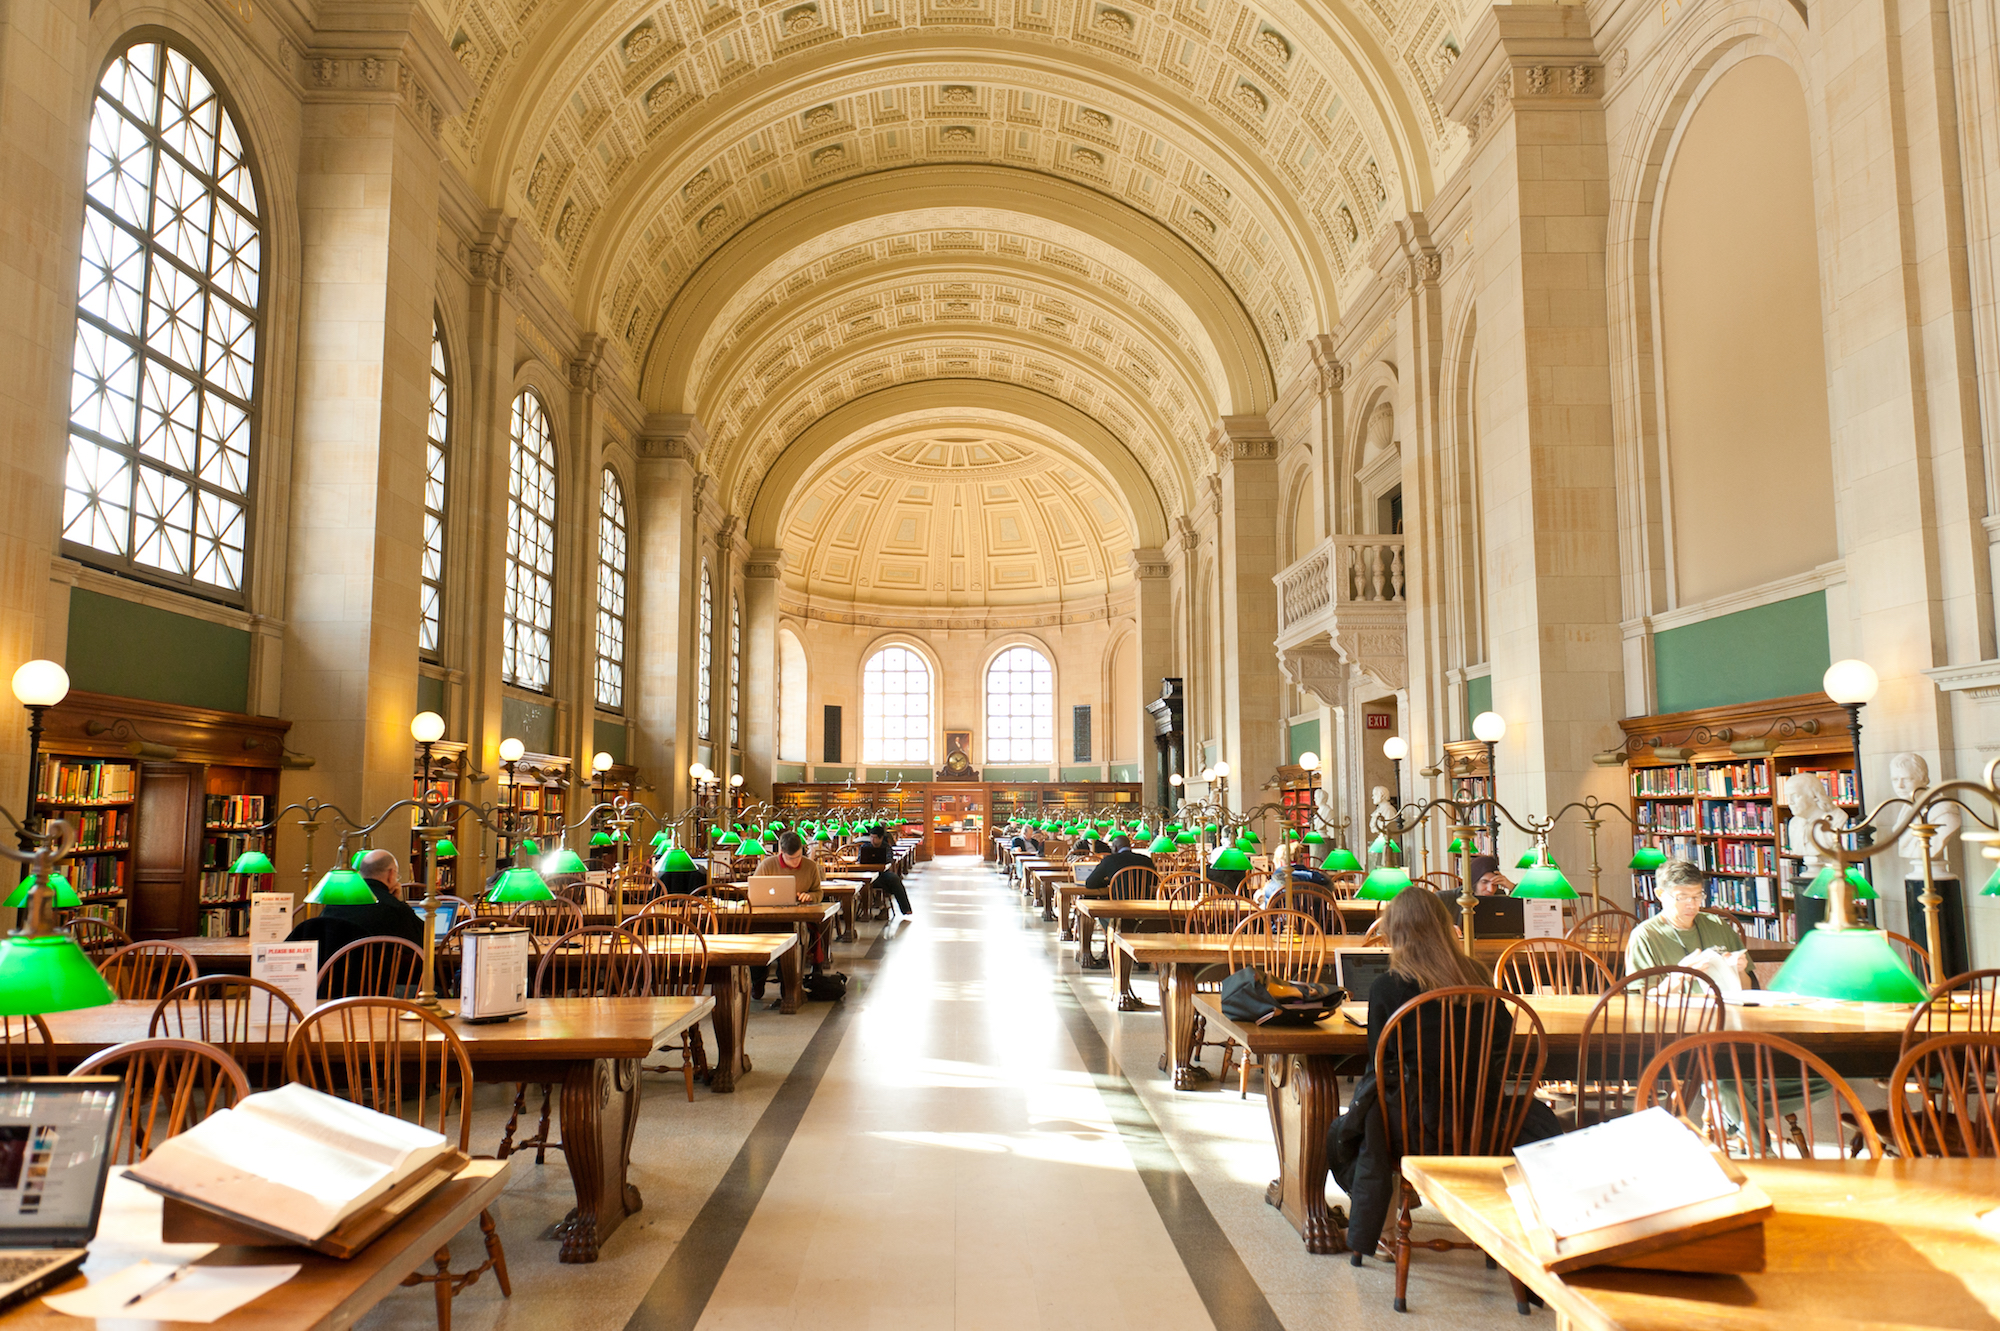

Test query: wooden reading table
[1192,992,1916,1256]
[39,996,710,1263]
[1399,1155,2000,1331]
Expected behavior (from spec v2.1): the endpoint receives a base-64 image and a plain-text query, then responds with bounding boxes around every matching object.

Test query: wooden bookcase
[772,781,1143,860]
[31,691,289,939]
[1618,693,1858,941]
[501,752,571,857]
[409,741,466,899]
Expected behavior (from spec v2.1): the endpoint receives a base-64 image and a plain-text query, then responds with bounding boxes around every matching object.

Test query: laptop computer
[747,875,798,907]
[1333,947,1395,998]
[0,1077,122,1312]
[1446,895,1527,939]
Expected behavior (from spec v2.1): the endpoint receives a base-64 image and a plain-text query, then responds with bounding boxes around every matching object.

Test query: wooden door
[132,762,202,938]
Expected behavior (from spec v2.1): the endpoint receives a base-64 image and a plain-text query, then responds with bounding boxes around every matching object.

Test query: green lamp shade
[1357,867,1413,900]
[489,866,554,903]
[1324,847,1363,873]
[1512,864,1578,899]
[1628,846,1668,872]
[1203,824,1219,837]
[4,874,80,909]
[612,830,629,844]
[1148,834,1177,854]
[1981,860,2000,896]
[1210,846,1253,873]
[1164,825,1182,838]
[1769,926,1928,1003]
[1802,864,1878,901]
[1240,829,1261,843]
[350,851,366,869]
[229,850,276,875]
[1305,831,1326,845]
[770,821,786,832]
[1516,849,1560,870]
[589,831,613,847]
[1369,835,1401,856]
[1446,837,1470,854]
[544,847,588,875]
[518,838,540,856]
[660,846,698,875]
[1132,824,1150,839]
[738,837,768,858]
[434,839,458,858]
[1176,831,1200,844]
[0,934,116,1015]
[651,832,669,851]
[716,831,741,848]
[307,868,378,905]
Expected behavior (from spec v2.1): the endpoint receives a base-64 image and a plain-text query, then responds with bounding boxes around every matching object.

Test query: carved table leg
[1077,912,1098,964]
[1060,895,1078,942]
[1157,962,1208,1086]
[780,938,805,1015]
[1114,931,1149,1009]
[1265,1053,1346,1253]
[1040,878,1057,921]
[706,968,747,1093]
[554,1056,644,1262]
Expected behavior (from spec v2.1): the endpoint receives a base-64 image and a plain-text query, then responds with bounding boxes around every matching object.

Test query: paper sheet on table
[43,1260,298,1323]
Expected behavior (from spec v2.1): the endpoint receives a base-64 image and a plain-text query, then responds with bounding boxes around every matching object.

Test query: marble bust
[1782,771,1843,872]
[1891,751,1959,880]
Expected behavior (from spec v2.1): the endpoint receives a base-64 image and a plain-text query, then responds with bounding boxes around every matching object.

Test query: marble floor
[358,856,1555,1331]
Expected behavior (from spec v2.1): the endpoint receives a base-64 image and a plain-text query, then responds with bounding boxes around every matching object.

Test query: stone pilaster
[1129,547,1173,801]
[1213,416,1282,811]
[741,549,783,797]
[633,416,705,818]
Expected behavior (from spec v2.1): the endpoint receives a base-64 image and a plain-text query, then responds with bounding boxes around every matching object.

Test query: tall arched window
[862,646,932,765]
[66,39,263,595]
[421,315,448,657]
[729,594,742,748]
[595,468,627,709]
[985,646,1054,763]
[504,390,557,691]
[778,628,808,762]
[696,563,713,739]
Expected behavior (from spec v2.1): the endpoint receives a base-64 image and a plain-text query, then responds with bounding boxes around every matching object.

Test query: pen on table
[122,1263,194,1307]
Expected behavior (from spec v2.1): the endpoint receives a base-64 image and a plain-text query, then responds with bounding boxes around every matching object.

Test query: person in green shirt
[1626,859,1751,983]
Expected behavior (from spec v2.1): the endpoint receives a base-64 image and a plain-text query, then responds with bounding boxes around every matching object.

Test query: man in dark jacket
[856,826,913,919]
[1083,835,1156,893]
[287,848,424,952]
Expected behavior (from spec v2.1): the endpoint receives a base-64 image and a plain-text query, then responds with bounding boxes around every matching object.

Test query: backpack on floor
[1219,966,1344,1027]
[804,970,848,1002]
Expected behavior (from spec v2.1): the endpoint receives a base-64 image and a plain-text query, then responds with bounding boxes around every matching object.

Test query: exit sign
[1366,714,1392,730]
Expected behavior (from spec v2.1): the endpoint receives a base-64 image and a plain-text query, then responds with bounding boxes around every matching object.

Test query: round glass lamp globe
[730,774,744,787]
[497,737,525,763]
[1472,711,1507,743]
[410,711,446,743]
[1298,752,1320,772]
[1823,659,1880,706]
[592,751,614,773]
[1382,737,1409,761]
[688,762,705,778]
[1169,773,1184,786]
[1214,761,1231,778]
[10,660,69,709]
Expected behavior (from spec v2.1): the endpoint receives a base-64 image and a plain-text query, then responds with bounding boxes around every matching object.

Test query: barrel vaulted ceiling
[424,0,1462,602]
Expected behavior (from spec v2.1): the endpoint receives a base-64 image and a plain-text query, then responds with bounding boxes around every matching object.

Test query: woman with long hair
[1329,887,1559,1262]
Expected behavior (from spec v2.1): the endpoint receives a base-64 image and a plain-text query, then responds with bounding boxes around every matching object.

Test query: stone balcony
[1273,535,1409,705]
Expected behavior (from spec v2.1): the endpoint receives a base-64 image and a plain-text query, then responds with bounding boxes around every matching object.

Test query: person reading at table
[1084,835,1155,893]
[286,848,424,952]
[857,825,913,920]
[1329,888,1561,1264]
[1625,859,1750,985]
[754,832,831,988]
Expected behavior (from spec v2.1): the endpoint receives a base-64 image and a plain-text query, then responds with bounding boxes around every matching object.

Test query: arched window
[985,646,1054,763]
[696,563,713,739]
[778,628,808,762]
[729,594,742,748]
[595,468,627,709]
[504,390,556,691]
[421,315,448,657]
[862,646,932,765]
[66,39,263,595]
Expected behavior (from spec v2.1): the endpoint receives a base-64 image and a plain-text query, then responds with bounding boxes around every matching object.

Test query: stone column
[279,36,464,846]
[1214,416,1282,811]
[1130,548,1173,799]
[563,338,609,778]
[741,549,782,796]
[1443,11,1625,860]
[632,417,704,819]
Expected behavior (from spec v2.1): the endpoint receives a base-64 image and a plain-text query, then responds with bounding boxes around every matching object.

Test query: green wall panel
[1654,592,1831,714]
[864,767,932,783]
[67,590,250,713]
[1107,764,1140,783]
[1287,719,1321,762]
[984,766,1051,783]
[416,674,445,718]
[501,695,557,753]
[773,763,807,783]
[591,719,628,765]
[1465,674,1492,735]
[813,765,854,782]
[1060,765,1103,782]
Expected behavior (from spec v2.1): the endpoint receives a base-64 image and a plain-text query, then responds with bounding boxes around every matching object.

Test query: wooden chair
[645,931,712,1101]
[1415,871,1462,900]
[1106,865,1158,900]
[1886,1033,2000,1157]
[1698,905,1754,949]
[97,941,197,1001]
[1566,907,1641,978]
[1846,971,2000,1154]
[1181,895,1259,1079]
[286,998,508,1329]
[1158,871,1206,901]
[1374,985,1547,1313]
[1887,930,1936,990]
[1361,916,1386,945]
[505,897,585,941]
[1636,1031,1883,1159]
[1273,885,1347,936]
[148,975,303,1089]
[64,915,129,961]
[624,895,718,937]
[317,936,425,999]
[1224,910,1329,1096]
[71,1038,250,1164]
[1565,965,1723,1128]
[1492,937,1614,997]
[1325,872,1364,900]
[0,1015,54,1076]
[503,927,653,1161]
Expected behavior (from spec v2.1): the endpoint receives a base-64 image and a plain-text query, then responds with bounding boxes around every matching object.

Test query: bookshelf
[1619,693,1858,942]
[31,690,289,939]
[771,781,1142,861]
[930,787,984,855]
[501,752,570,861]
[409,741,466,900]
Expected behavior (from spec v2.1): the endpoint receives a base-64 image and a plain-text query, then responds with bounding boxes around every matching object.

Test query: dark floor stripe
[623,922,894,1331]
[1052,976,1288,1331]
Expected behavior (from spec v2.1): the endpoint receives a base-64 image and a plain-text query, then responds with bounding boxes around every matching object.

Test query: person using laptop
[1083,834,1154,893]
[856,825,913,920]
[754,832,824,902]
[1626,859,1750,982]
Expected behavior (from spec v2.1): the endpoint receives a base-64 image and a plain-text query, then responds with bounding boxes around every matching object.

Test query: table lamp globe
[229,849,276,875]
[307,866,377,905]
[1323,845,1363,873]
[1357,865,1413,900]
[3,872,79,909]
[544,845,588,875]
[489,866,554,903]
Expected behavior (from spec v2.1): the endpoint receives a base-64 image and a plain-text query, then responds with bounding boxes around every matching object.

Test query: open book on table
[126,1083,456,1245]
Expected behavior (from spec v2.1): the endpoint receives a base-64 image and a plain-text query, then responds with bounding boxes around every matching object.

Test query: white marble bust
[1783,771,1842,872]
[1370,783,1396,830]
[1891,752,1959,880]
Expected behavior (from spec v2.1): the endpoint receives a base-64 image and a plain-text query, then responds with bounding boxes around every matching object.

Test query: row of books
[204,794,266,828]
[1636,802,1698,833]
[1633,834,1701,865]
[1702,801,1775,835]
[202,833,266,873]
[1703,842,1780,875]
[37,759,135,804]
[198,871,255,904]
[77,901,126,930]
[1706,874,1779,915]
[67,857,125,891]
[1694,761,1770,797]
[67,807,127,851]
[196,907,247,937]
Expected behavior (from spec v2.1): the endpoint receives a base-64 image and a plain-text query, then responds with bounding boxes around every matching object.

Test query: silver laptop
[1333,947,1394,998]
[747,875,798,907]
[0,1078,123,1311]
